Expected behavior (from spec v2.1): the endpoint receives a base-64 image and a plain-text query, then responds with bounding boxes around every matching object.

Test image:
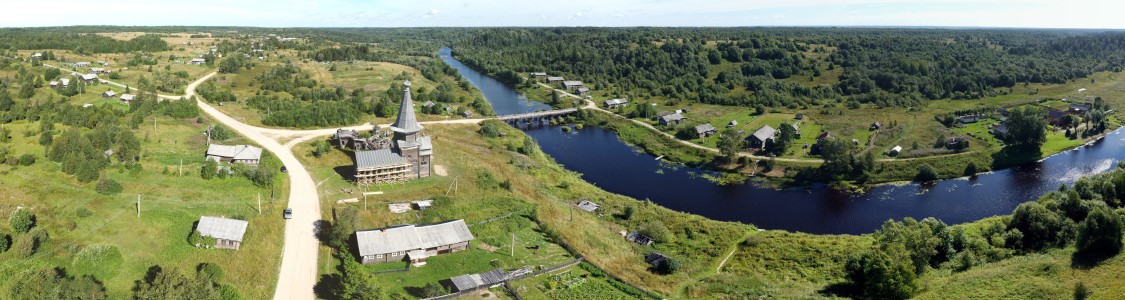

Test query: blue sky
[2,0,1124,28]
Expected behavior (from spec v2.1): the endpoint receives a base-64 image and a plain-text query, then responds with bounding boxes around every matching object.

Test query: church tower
[389,80,432,179]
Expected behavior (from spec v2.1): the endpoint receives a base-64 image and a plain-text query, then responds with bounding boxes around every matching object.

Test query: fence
[420,257,585,300]
[369,264,410,275]
[468,212,516,227]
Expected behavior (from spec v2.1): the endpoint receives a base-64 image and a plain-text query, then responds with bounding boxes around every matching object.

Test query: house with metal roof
[529,72,547,77]
[546,76,564,83]
[190,58,206,65]
[81,73,98,84]
[355,149,411,185]
[355,219,474,264]
[206,144,263,164]
[748,125,777,148]
[119,94,136,103]
[450,269,508,292]
[102,90,116,98]
[195,216,248,250]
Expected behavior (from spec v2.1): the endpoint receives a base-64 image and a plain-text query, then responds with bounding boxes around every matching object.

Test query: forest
[0,31,168,54]
[445,28,1125,108]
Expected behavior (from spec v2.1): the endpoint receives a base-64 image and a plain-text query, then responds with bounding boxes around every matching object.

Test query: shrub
[1074,282,1089,300]
[1074,207,1123,261]
[95,178,123,195]
[189,230,202,247]
[201,159,218,179]
[964,162,979,176]
[12,234,38,257]
[655,256,681,274]
[75,207,93,218]
[421,282,447,298]
[845,246,918,299]
[915,164,937,181]
[17,154,36,166]
[197,263,225,283]
[219,285,242,300]
[9,209,34,233]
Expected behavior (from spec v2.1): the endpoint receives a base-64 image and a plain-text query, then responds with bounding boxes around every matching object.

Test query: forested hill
[447,28,1125,108]
[0,31,169,54]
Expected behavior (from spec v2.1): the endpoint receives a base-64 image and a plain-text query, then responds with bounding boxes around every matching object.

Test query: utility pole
[136,194,140,217]
[179,159,183,176]
[257,193,262,214]
[511,233,515,257]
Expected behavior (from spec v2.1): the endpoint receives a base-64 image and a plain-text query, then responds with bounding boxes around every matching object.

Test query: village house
[529,72,547,78]
[658,112,685,126]
[959,115,979,124]
[991,124,1009,138]
[205,144,263,164]
[119,94,136,103]
[889,145,903,156]
[354,81,433,185]
[102,90,116,98]
[422,100,435,110]
[462,110,473,118]
[947,136,969,150]
[450,269,509,293]
[58,78,70,87]
[89,67,106,74]
[604,98,629,109]
[626,231,654,246]
[31,52,42,59]
[789,123,801,138]
[870,122,882,131]
[1047,109,1067,126]
[73,62,91,68]
[49,81,59,88]
[814,131,832,148]
[577,200,600,212]
[81,73,98,84]
[645,252,670,268]
[355,219,474,264]
[748,125,777,148]
[576,87,590,95]
[190,58,206,65]
[695,123,718,138]
[562,80,584,91]
[1070,103,1092,115]
[546,76,564,83]
[195,216,248,250]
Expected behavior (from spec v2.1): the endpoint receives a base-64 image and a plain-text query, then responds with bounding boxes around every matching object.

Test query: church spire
[390,80,423,134]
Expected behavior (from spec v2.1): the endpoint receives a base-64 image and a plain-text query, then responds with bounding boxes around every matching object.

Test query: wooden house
[748,125,777,148]
[190,58,206,65]
[889,145,902,156]
[81,73,98,84]
[206,144,263,164]
[604,99,629,109]
[562,80,583,91]
[658,112,685,126]
[546,76,564,83]
[695,124,718,138]
[119,94,136,103]
[529,72,547,78]
[102,90,116,98]
[195,216,248,250]
[355,220,474,264]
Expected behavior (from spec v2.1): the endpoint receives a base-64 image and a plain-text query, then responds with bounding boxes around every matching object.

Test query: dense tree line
[445,28,1125,109]
[0,31,168,54]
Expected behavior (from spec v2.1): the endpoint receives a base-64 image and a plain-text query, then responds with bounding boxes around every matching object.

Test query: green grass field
[0,116,287,299]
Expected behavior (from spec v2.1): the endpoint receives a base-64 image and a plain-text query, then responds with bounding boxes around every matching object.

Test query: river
[441,48,1125,235]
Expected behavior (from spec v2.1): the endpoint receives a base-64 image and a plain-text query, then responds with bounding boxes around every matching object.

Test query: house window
[390,252,397,256]
[376,254,383,259]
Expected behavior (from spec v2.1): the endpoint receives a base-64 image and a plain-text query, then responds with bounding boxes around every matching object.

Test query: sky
[2,0,1125,29]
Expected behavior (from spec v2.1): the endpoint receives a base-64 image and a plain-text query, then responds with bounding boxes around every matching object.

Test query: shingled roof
[391,81,423,134]
[206,144,262,161]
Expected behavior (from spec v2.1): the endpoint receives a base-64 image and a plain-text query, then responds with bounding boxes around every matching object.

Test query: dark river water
[441,48,1125,234]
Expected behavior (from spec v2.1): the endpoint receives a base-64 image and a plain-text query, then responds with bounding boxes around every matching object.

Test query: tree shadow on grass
[313,274,343,300]
[1071,248,1122,270]
[818,282,859,299]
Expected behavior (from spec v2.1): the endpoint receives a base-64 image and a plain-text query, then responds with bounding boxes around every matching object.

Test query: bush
[915,164,937,181]
[845,246,918,299]
[201,159,218,179]
[189,230,202,247]
[95,178,123,195]
[197,263,225,283]
[421,282,447,298]
[311,140,331,158]
[9,209,34,233]
[964,162,979,176]
[655,256,681,274]
[12,234,38,257]
[1074,282,1089,300]
[75,207,93,218]
[17,154,36,166]
[1074,207,1123,261]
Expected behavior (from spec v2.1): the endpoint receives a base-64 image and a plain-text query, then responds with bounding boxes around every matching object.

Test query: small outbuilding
[190,58,207,65]
[870,122,881,131]
[889,145,903,156]
[119,94,136,103]
[195,216,249,250]
[727,120,738,128]
[102,90,116,98]
[577,200,600,212]
[450,269,508,292]
[529,72,547,77]
[604,98,629,109]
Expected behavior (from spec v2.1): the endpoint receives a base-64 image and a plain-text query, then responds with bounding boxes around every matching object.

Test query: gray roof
[695,124,718,135]
[546,76,564,81]
[81,74,98,80]
[451,269,508,292]
[207,144,262,161]
[562,80,583,87]
[103,90,116,97]
[751,125,777,142]
[355,149,408,170]
[120,94,135,101]
[604,99,628,106]
[418,136,433,156]
[390,83,423,134]
[530,72,547,76]
[423,100,435,108]
[196,216,248,242]
[355,219,474,257]
[659,112,685,123]
[577,200,599,212]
